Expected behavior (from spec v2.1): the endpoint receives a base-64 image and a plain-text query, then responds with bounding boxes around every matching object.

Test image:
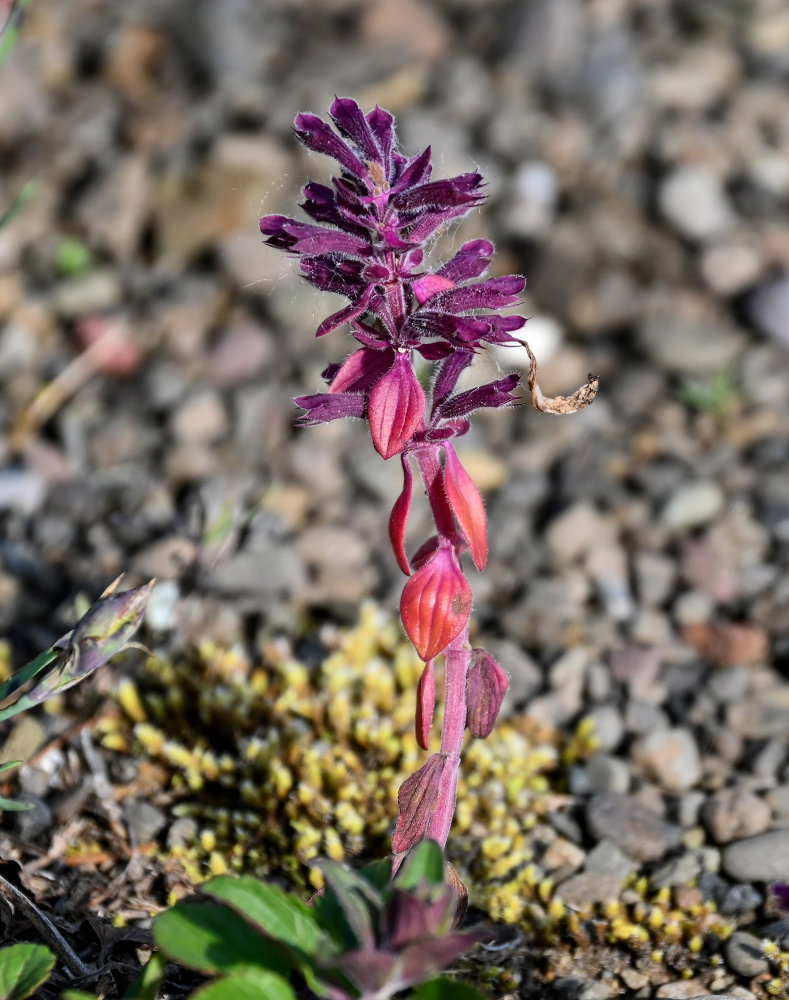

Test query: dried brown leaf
[522,340,599,414]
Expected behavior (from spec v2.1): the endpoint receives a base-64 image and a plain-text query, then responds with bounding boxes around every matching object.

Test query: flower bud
[465,647,508,739]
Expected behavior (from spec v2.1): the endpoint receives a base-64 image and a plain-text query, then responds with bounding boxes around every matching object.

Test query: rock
[650,852,702,889]
[631,727,701,792]
[542,836,585,874]
[171,390,229,444]
[638,315,745,376]
[586,793,676,862]
[585,754,630,794]
[722,830,789,883]
[651,44,740,112]
[545,502,612,564]
[659,165,735,241]
[52,270,123,317]
[586,544,635,622]
[122,799,167,846]
[749,276,789,346]
[717,883,763,917]
[661,481,725,532]
[701,239,763,296]
[682,622,769,668]
[133,536,197,580]
[634,552,676,607]
[209,322,275,387]
[583,705,624,752]
[584,839,634,880]
[724,931,770,978]
[554,872,623,909]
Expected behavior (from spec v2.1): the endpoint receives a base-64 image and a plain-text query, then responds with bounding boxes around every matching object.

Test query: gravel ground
[2,1,789,997]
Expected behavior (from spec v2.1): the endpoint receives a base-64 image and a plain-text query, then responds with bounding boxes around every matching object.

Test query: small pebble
[724,930,770,977]
[631,726,702,792]
[586,793,676,862]
[701,787,772,844]
[722,829,789,883]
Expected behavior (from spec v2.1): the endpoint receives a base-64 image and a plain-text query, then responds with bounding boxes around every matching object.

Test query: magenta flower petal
[438,239,495,282]
[400,546,472,661]
[438,373,521,419]
[389,453,413,576]
[294,391,365,424]
[330,97,382,164]
[368,352,426,460]
[411,274,455,305]
[330,347,395,394]
[466,648,508,739]
[294,111,368,178]
[415,658,436,751]
[444,443,487,570]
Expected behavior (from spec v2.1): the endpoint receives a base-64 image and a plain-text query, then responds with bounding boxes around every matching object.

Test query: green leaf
[0,648,59,722]
[55,237,94,277]
[0,942,56,1000]
[0,795,33,812]
[63,993,98,1000]
[120,950,167,999]
[395,840,444,891]
[192,969,297,1000]
[202,876,323,955]
[153,902,289,977]
[313,859,382,952]
[411,975,488,1000]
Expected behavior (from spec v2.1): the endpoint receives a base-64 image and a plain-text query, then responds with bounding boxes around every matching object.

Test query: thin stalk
[414,446,455,540]
[424,625,471,849]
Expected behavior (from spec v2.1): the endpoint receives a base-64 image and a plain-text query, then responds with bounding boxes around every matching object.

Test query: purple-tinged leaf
[438,240,495,282]
[415,659,435,751]
[389,453,413,576]
[466,648,508,738]
[400,547,471,661]
[384,886,455,949]
[392,754,449,855]
[399,933,486,985]
[368,353,425,459]
[294,392,365,424]
[294,112,367,178]
[438,374,521,419]
[444,444,487,570]
[330,347,395,393]
[332,950,398,996]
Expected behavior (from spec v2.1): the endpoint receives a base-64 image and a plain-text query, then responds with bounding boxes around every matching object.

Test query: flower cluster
[260,98,594,870]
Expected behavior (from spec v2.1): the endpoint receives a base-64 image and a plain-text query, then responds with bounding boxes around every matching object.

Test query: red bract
[368,353,425,459]
[444,443,487,570]
[400,547,472,661]
[389,454,413,576]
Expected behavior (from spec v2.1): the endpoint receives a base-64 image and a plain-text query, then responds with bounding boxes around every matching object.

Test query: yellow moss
[117,678,148,723]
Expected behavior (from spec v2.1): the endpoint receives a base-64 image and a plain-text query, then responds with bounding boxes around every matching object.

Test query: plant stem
[425,625,470,848]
